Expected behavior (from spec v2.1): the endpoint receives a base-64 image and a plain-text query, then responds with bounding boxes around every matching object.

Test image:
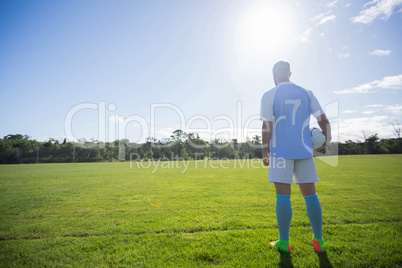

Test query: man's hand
[263,154,270,166]
[316,114,332,151]
[262,121,273,166]
[316,132,332,151]
[316,146,327,152]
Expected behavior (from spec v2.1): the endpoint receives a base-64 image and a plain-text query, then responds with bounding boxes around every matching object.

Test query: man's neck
[275,80,291,86]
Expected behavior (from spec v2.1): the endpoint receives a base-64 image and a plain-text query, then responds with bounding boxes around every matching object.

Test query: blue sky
[1,0,401,143]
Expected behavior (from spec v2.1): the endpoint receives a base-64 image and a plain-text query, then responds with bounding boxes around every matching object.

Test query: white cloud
[362,110,375,114]
[338,104,402,141]
[375,74,402,89]
[338,115,396,141]
[317,14,337,25]
[311,11,330,21]
[295,28,311,43]
[109,115,125,124]
[328,0,339,7]
[363,104,402,115]
[364,104,402,115]
[334,74,402,94]
[343,109,358,114]
[337,52,351,58]
[345,3,352,7]
[369,49,391,56]
[311,11,337,26]
[351,0,402,24]
[347,104,402,116]
[365,104,386,108]
[384,104,402,115]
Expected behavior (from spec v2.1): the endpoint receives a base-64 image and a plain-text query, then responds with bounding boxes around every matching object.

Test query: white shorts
[268,156,319,184]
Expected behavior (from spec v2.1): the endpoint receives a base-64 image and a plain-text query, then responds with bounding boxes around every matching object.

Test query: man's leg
[271,183,292,252]
[299,183,325,252]
[275,182,291,195]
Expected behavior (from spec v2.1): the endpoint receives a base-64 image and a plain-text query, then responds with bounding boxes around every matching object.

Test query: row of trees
[0,131,263,164]
[338,134,401,155]
[0,131,401,164]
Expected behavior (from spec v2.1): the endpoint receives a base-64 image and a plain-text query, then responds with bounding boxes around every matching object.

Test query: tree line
[0,130,263,164]
[0,131,401,164]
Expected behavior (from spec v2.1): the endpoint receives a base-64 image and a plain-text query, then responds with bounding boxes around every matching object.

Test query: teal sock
[304,194,323,239]
[276,194,292,241]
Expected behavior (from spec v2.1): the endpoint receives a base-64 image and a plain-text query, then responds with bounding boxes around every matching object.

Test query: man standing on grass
[260,60,331,253]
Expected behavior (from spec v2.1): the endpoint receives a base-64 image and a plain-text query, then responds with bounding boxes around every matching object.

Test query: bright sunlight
[236,1,294,58]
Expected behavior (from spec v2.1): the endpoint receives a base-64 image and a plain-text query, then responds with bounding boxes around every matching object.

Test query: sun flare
[237,1,293,57]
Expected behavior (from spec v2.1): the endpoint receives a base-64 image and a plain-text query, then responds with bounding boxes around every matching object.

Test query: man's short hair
[273,60,290,76]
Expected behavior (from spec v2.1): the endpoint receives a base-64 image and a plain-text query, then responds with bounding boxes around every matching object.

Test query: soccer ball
[311,128,326,149]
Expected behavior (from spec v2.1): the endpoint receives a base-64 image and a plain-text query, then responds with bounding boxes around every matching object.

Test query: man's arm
[317,113,332,148]
[262,121,273,166]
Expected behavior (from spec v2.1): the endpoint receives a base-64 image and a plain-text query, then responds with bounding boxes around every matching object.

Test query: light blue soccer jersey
[260,82,324,159]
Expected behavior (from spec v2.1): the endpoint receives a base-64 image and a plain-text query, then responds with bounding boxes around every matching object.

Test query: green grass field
[0,155,401,267]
